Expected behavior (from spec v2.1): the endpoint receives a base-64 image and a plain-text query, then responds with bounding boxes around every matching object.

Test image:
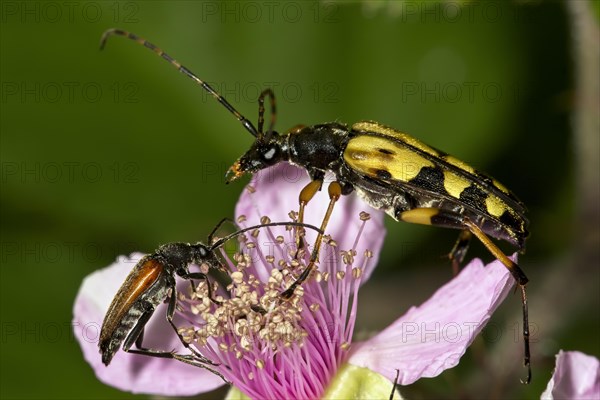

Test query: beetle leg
[169,354,226,381]
[123,306,152,353]
[163,284,218,366]
[398,207,528,283]
[295,179,324,256]
[119,295,220,372]
[120,301,197,359]
[183,272,222,306]
[398,207,531,383]
[282,181,342,299]
[389,369,400,400]
[448,230,472,275]
[127,322,224,379]
[188,270,267,314]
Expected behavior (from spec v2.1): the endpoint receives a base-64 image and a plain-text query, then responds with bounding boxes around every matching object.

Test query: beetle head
[226,133,286,183]
[192,243,224,273]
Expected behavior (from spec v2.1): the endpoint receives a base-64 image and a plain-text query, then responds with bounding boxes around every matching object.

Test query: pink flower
[73,163,516,398]
[541,350,600,400]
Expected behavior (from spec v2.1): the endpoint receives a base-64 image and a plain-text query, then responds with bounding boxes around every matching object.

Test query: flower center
[176,212,373,398]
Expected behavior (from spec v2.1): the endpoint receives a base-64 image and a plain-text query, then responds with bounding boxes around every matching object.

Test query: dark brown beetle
[99,221,321,373]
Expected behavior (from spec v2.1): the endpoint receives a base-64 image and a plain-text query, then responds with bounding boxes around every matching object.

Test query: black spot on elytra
[376,169,392,179]
[499,209,521,231]
[459,184,488,213]
[409,167,445,193]
[377,148,395,155]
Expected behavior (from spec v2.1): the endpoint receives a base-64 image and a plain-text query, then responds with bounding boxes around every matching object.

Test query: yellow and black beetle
[100,29,531,383]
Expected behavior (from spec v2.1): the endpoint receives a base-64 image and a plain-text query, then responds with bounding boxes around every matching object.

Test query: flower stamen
[173,211,373,399]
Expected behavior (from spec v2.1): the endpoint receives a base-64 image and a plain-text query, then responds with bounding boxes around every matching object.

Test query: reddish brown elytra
[99,220,321,377]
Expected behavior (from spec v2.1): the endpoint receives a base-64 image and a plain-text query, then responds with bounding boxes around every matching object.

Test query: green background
[1,1,598,399]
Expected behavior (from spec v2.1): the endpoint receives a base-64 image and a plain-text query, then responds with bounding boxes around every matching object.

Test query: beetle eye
[261,146,278,164]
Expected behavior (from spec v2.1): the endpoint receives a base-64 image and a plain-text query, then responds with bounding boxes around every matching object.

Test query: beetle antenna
[100,28,259,138]
[210,222,322,250]
[208,217,234,244]
[257,88,276,140]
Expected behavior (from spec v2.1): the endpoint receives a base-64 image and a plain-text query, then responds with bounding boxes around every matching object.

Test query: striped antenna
[100,28,259,138]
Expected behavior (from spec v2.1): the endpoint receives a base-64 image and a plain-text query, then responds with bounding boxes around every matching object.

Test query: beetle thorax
[288,123,349,172]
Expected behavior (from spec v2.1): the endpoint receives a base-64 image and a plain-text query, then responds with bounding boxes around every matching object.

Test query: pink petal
[541,350,600,400]
[347,257,515,385]
[72,254,224,396]
[234,162,385,279]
